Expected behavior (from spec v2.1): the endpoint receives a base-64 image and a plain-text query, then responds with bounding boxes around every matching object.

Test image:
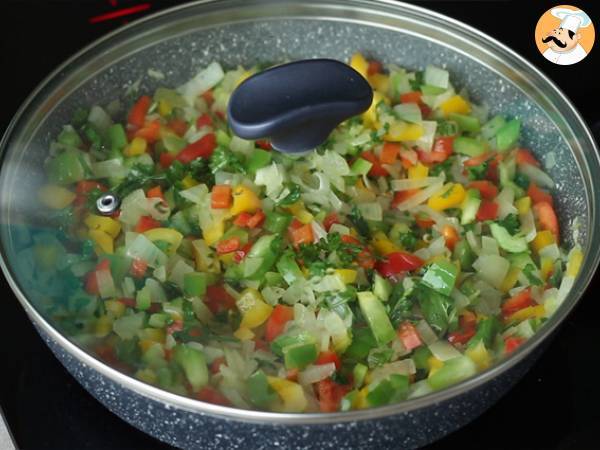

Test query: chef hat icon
[551,7,592,33]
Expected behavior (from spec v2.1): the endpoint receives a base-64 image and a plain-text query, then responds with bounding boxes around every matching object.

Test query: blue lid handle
[227,59,373,153]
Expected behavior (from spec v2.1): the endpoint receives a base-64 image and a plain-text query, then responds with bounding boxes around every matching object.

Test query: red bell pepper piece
[392,189,418,208]
[316,379,351,413]
[367,60,383,76]
[476,200,499,221]
[399,91,423,104]
[265,304,294,342]
[205,284,236,314]
[468,180,498,200]
[528,183,553,206]
[130,258,148,278]
[135,215,161,233]
[379,142,400,165]
[515,148,540,167]
[322,212,341,232]
[397,322,422,351]
[502,288,534,318]
[134,119,161,143]
[234,242,253,263]
[377,251,424,277]
[246,210,266,229]
[315,351,342,370]
[167,118,189,137]
[504,336,525,354]
[176,133,216,163]
[289,223,314,247]
[256,140,272,150]
[211,185,232,209]
[216,237,241,255]
[146,186,165,201]
[233,212,252,227]
[533,201,559,239]
[159,152,176,168]
[196,113,213,129]
[196,387,231,406]
[360,151,389,177]
[128,95,152,129]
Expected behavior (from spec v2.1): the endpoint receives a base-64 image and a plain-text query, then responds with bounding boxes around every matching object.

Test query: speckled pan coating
[1,1,599,449]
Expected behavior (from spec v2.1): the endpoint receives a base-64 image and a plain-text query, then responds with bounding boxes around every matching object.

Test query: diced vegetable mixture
[29,53,582,412]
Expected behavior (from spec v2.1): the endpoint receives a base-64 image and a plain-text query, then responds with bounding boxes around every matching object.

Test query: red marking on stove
[89,3,151,24]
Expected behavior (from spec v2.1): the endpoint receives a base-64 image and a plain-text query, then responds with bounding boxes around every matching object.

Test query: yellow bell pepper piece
[385,121,424,142]
[89,229,114,254]
[267,377,308,413]
[230,185,261,215]
[218,252,235,265]
[203,221,225,247]
[139,328,165,344]
[84,214,122,239]
[516,196,531,215]
[408,163,429,180]
[349,52,368,79]
[465,340,491,371]
[181,175,199,189]
[500,266,521,293]
[144,228,183,254]
[427,183,466,211]
[335,269,358,284]
[531,230,555,253]
[105,299,126,318]
[235,70,254,88]
[362,91,389,129]
[237,288,273,329]
[94,315,113,338]
[439,95,471,116]
[234,326,255,341]
[135,368,157,385]
[368,73,390,93]
[427,356,444,376]
[38,184,76,209]
[124,136,147,156]
[353,386,370,409]
[507,304,545,323]
[540,257,555,281]
[371,231,400,256]
[158,99,172,117]
[287,202,313,224]
[566,247,583,277]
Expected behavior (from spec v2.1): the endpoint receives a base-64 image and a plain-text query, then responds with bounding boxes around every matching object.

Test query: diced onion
[539,243,560,261]
[518,164,554,189]
[92,158,129,179]
[126,233,167,267]
[357,202,382,221]
[473,255,509,290]
[424,65,450,89]
[520,210,537,242]
[113,312,144,340]
[391,177,443,191]
[298,363,336,385]
[428,340,462,361]
[179,184,209,204]
[408,379,433,399]
[393,103,422,123]
[329,223,350,236]
[395,179,444,211]
[481,236,499,255]
[96,269,116,298]
[168,259,194,289]
[178,62,224,105]
[370,359,416,384]
[311,221,328,242]
[415,319,438,344]
[496,187,517,219]
[466,230,481,256]
[557,275,575,303]
[88,105,113,133]
[255,163,285,199]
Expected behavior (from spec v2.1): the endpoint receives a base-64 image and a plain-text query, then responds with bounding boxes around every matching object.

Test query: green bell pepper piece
[136,286,152,310]
[58,126,83,148]
[373,273,392,302]
[481,115,506,140]
[216,129,231,147]
[173,344,208,392]
[241,234,281,280]
[489,223,528,253]
[340,390,357,411]
[46,149,85,185]
[350,158,373,176]
[108,123,127,153]
[248,370,277,408]
[453,136,486,157]
[421,259,459,296]
[453,239,475,271]
[467,317,501,349]
[264,271,285,287]
[245,148,272,174]
[460,188,481,225]
[148,313,172,328]
[357,291,396,345]
[367,374,409,406]
[353,363,368,389]
[412,345,433,371]
[264,211,293,234]
[271,332,314,357]
[184,272,208,297]
[276,251,304,285]
[427,356,477,391]
[495,118,521,152]
[448,113,481,133]
[283,341,318,370]
[343,327,377,361]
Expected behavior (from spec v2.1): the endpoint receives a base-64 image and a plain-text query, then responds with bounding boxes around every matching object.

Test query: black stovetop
[1,1,599,449]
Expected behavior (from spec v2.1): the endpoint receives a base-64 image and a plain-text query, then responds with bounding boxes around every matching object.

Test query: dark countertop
[0,1,598,449]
